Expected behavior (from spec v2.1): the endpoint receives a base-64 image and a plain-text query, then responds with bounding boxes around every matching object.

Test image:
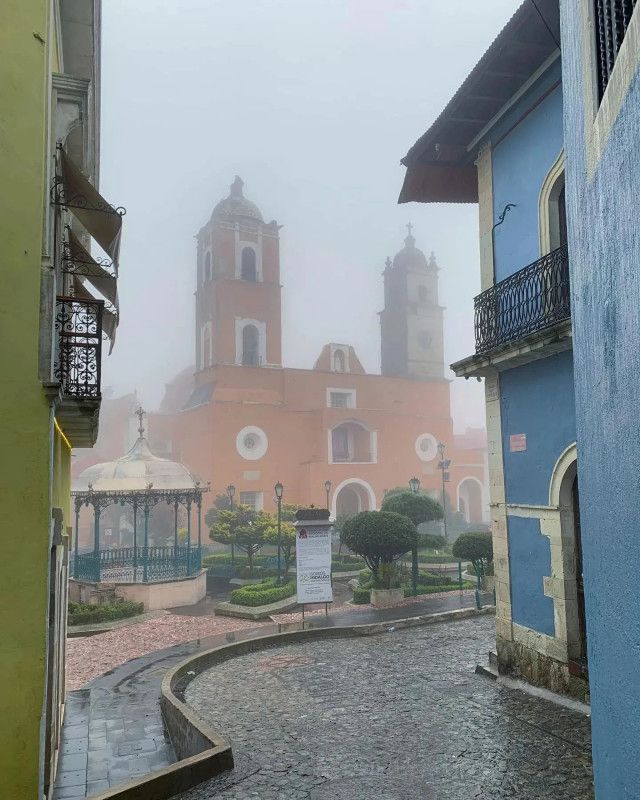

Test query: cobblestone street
[178,617,593,800]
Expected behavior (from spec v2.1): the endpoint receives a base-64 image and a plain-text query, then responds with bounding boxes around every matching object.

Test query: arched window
[539,153,566,254]
[418,285,428,304]
[333,350,345,373]
[204,252,212,283]
[241,247,257,282]
[242,324,260,366]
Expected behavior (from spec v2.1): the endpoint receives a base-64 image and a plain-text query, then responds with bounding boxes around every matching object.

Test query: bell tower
[194,177,282,371]
[379,225,445,380]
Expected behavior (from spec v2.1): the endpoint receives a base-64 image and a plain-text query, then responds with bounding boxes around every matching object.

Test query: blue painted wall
[499,350,576,506]
[490,59,564,282]
[507,516,555,636]
[562,1,640,796]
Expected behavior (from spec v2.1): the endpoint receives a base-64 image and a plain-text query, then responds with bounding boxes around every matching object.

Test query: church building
[146,177,487,521]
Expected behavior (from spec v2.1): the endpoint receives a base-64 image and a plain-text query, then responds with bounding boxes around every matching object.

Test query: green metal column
[411,545,418,596]
[132,499,138,582]
[93,504,101,582]
[73,501,80,579]
[143,503,150,583]
[197,497,202,570]
[186,500,192,574]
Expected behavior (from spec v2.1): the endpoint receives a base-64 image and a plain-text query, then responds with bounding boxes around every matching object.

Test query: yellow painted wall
[0,1,59,796]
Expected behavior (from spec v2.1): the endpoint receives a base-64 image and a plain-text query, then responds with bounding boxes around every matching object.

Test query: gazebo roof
[73,435,201,494]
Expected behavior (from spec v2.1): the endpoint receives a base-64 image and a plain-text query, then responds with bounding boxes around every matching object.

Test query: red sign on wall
[510,433,527,452]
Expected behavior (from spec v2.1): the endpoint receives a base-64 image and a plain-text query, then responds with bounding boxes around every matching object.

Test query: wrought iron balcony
[474,245,570,354]
[54,296,103,399]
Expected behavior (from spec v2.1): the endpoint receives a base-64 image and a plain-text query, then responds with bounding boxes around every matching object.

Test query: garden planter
[370,587,404,608]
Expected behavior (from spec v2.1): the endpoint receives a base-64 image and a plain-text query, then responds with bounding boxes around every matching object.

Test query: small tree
[340,511,417,587]
[210,505,265,576]
[263,516,297,574]
[381,491,443,528]
[205,493,233,528]
[452,531,493,579]
[419,532,447,551]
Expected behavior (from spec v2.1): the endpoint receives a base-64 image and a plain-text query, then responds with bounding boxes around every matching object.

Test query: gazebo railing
[74,545,202,584]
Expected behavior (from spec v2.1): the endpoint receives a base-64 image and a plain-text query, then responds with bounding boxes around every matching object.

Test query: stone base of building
[69,569,207,611]
[496,635,590,704]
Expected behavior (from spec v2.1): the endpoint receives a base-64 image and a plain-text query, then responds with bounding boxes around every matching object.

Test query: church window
[333,350,345,373]
[593,0,638,102]
[418,285,428,304]
[239,491,263,510]
[332,427,351,461]
[241,247,257,281]
[418,332,431,349]
[204,252,212,282]
[242,324,260,366]
[330,391,351,408]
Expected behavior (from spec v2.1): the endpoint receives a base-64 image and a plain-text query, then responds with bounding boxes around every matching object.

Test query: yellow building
[0,1,122,796]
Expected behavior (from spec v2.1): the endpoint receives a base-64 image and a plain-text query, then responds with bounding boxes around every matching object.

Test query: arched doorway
[332,479,376,519]
[572,476,587,669]
[457,477,483,523]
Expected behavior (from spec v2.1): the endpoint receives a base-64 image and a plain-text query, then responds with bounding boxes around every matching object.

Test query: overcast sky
[99,0,519,431]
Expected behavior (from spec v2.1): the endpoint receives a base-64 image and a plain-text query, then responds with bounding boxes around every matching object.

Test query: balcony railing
[474,245,570,354]
[54,296,103,399]
[75,545,202,583]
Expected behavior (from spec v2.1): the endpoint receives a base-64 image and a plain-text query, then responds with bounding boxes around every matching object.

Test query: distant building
[401,0,640,795]
[0,1,122,796]
[121,178,489,527]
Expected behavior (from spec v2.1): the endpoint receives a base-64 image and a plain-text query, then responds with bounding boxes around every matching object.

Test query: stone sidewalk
[54,590,492,798]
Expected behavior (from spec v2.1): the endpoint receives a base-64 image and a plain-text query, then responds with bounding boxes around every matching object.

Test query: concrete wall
[491,59,564,280]
[507,516,555,636]
[561,1,640,795]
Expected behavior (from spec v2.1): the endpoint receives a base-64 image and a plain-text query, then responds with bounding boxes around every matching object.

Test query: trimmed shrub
[381,491,443,527]
[352,586,371,604]
[331,557,367,572]
[68,600,144,626]
[452,531,493,576]
[230,579,296,607]
[340,511,418,579]
[295,507,330,521]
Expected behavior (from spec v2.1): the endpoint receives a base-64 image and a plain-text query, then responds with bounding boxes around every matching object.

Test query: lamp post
[274,481,284,586]
[437,443,451,542]
[408,477,421,594]
[226,484,236,564]
[324,480,331,511]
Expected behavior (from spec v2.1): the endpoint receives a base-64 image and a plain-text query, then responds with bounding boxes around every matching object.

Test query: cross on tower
[135,407,146,438]
[406,222,413,237]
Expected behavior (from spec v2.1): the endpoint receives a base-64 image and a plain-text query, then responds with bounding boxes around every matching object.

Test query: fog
[99,0,520,431]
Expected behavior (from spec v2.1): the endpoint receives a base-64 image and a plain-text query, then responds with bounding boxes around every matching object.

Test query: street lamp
[408,477,421,594]
[274,481,284,585]
[324,480,332,511]
[437,443,451,542]
[409,476,421,494]
[226,484,236,564]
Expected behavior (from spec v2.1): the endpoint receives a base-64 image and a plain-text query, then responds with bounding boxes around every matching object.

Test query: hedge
[68,600,144,625]
[230,579,296,607]
[352,581,473,605]
[331,558,367,572]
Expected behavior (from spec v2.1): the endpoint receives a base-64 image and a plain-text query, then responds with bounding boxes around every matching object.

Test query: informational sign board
[295,524,333,604]
[510,433,527,452]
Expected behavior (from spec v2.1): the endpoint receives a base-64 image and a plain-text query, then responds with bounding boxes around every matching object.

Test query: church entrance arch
[332,478,376,519]
[457,477,483,523]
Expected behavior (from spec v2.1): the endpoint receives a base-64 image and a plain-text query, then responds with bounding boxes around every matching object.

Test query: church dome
[391,225,433,271]
[211,176,263,223]
[73,435,200,492]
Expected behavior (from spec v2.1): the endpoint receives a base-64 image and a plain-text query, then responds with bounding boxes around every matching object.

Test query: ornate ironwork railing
[55,296,103,398]
[74,546,203,583]
[474,245,570,354]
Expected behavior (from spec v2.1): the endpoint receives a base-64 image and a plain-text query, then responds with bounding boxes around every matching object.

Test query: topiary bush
[294,507,330,521]
[68,600,144,626]
[340,511,418,582]
[229,579,296,607]
[452,531,493,578]
[352,586,371,604]
[381,491,443,527]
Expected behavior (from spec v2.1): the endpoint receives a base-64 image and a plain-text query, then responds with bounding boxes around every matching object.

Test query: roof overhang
[399,0,560,205]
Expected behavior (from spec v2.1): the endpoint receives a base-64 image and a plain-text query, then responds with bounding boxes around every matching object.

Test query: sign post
[295,516,333,625]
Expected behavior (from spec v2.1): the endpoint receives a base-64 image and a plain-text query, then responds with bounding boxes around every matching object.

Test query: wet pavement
[178,616,593,800]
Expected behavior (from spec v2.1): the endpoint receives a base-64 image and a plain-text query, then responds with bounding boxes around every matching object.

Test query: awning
[72,276,118,353]
[66,230,118,308]
[57,148,124,271]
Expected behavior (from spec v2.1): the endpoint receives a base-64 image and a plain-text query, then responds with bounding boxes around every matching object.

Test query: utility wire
[529,0,561,49]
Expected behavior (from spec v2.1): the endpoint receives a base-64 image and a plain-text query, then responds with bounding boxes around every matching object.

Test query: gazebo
[70,409,209,609]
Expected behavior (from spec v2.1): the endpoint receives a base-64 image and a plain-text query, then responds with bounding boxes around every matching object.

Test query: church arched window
[333,350,345,373]
[204,252,212,283]
[241,247,257,282]
[418,285,428,304]
[242,324,260,366]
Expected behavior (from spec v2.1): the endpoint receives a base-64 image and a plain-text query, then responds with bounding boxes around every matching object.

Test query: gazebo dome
[73,435,200,493]
[211,175,263,223]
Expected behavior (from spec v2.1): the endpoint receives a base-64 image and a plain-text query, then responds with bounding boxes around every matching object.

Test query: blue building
[402,0,640,795]
[400,0,588,703]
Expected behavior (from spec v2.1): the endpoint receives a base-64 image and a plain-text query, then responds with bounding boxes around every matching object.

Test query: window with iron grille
[594,0,638,100]
[240,491,262,510]
[330,392,349,408]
